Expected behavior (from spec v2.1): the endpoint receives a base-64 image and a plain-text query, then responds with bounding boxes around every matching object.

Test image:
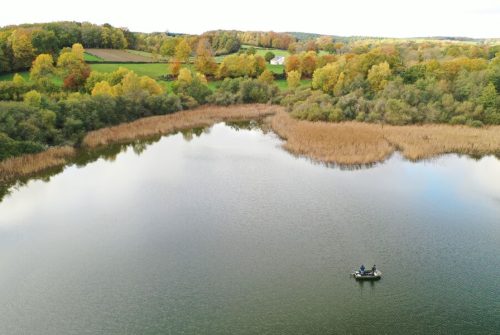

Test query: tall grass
[384,125,500,160]
[0,146,75,183]
[271,111,394,165]
[83,104,281,148]
[271,111,500,165]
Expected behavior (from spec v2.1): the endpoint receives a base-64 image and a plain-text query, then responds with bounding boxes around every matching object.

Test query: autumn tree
[217,54,266,78]
[194,38,217,76]
[140,76,163,95]
[91,81,115,96]
[312,63,342,94]
[175,38,192,63]
[287,70,301,89]
[23,90,42,107]
[9,30,34,69]
[177,68,193,84]
[30,54,55,83]
[119,71,144,100]
[258,69,274,84]
[301,51,318,78]
[57,44,91,90]
[368,61,392,92]
[285,54,301,73]
[170,60,181,77]
[173,69,211,104]
[71,43,85,61]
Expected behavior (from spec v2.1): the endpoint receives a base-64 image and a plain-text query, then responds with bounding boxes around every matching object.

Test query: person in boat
[360,264,365,274]
[372,265,376,273]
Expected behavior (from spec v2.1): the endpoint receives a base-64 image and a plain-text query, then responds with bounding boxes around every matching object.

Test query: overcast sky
[2,0,500,38]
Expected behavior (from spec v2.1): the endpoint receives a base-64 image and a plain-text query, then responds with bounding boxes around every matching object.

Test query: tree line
[281,44,500,126]
[0,22,132,73]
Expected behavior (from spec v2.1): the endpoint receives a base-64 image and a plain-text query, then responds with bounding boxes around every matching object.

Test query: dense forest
[0,21,499,162]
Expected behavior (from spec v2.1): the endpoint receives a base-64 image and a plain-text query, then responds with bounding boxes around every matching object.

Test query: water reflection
[1,121,500,203]
[0,122,499,334]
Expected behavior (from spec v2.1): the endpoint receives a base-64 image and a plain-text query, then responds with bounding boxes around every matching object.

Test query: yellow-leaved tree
[23,90,42,107]
[287,70,301,89]
[194,38,217,76]
[367,61,392,92]
[71,43,85,61]
[312,63,342,94]
[30,54,55,83]
[91,81,115,97]
[258,69,274,84]
[175,38,192,64]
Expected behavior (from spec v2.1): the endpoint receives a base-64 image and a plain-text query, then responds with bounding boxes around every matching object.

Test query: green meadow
[0,59,305,91]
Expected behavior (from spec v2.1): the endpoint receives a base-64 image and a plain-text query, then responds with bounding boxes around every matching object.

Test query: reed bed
[3,106,500,184]
[0,146,75,183]
[83,104,281,148]
[271,111,394,165]
[384,125,500,160]
[271,111,500,165]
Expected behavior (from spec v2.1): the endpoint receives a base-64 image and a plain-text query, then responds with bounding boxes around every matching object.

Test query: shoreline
[1,104,500,185]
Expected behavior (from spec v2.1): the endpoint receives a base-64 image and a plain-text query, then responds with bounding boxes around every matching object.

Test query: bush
[172,71,212,104]
[449,115,468,125]
[209,78,278,105]
[467,119,484,128]
[145,94,183,115]
[239,79,279,103]
[0,132,45,160]
[289,90,337,121]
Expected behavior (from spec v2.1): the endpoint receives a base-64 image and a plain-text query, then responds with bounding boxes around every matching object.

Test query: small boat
[352,269,382,280]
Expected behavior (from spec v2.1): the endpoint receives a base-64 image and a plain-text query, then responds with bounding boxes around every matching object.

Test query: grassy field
[86,49,156,62]
[84,52,104,62]
[241,45,290,57]
[0,62,307,91]
[90,63,171,78]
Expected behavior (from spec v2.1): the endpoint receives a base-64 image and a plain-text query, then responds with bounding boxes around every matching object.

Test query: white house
[270,56,285,65]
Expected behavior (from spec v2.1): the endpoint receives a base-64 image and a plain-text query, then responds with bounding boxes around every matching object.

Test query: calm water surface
[0,122,499,334]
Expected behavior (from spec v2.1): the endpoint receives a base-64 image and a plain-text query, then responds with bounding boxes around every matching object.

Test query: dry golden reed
[0,146,75,183]
[271,110,500,165]
[271,110,394,165]
[383,125,500,160]
[83,104,281,148]
[2,105,500,183]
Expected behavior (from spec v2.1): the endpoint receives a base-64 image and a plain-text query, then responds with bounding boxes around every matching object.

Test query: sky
[2,0,500,38]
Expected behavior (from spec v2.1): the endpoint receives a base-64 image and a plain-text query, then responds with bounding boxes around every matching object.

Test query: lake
[0,122,499,334]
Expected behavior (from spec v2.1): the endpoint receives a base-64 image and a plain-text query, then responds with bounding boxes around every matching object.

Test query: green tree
[31,30,59,55]
[265,51,275,63]
[160,38,178,60]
